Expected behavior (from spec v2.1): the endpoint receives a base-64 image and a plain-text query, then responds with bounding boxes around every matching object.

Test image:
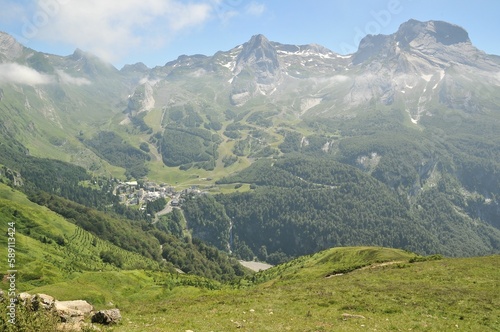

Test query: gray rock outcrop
[91,309,122,325]
[54,300,94,323]
[0,32,24,60]
[31,293,55,311]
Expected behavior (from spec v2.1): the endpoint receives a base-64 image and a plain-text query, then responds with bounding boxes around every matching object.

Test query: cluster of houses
[114,181,206,208]
[115,181,176,206]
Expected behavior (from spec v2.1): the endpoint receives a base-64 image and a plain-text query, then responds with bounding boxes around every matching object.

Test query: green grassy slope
[0,183,163,291]
[101,247,499,332]
[1,205,498,332]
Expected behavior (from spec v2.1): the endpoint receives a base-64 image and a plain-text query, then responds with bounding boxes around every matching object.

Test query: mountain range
[1,17,500,331]
[1,19,500,261]
[1,19,499,157]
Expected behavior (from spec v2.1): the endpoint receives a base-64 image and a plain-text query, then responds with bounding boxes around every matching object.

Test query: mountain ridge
[1,19,499,73]
[1,19,499,182]
[0,18,499,262]
[0,18,499,332]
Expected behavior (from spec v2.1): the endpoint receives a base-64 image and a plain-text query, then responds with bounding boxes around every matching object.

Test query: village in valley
[113,180,206,212]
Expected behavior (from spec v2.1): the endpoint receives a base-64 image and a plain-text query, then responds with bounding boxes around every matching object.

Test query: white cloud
[0,2,32,24]
[4,0,267,64]
[210,0,240,21]
[245,2,266,16]
[217,9,239,24]
[166,2,213,32]
[56,70,91,86]
[27,0,215,63]
[0,63,92,86]
[211,1,266,27]
[0,63,54,85]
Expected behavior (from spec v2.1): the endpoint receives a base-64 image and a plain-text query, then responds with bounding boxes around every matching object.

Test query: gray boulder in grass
[91,309,122,325]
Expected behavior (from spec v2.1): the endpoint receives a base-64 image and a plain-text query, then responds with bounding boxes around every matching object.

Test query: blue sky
[1,0,499,69]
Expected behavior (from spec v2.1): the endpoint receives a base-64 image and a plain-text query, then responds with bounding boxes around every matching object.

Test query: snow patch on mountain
[230,91,250,106]
[220,61,236,71]
[300,97,322,114]
[433,70,445,89]
[421,74,433,82]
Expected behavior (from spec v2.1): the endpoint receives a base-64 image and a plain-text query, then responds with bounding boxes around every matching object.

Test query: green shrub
[409,254,443,263]
[100,250,124,268]
[0,302,59,332]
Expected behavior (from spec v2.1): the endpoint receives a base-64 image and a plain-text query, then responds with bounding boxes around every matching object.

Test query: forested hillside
[184,155,500,262]
[0,134,248,281]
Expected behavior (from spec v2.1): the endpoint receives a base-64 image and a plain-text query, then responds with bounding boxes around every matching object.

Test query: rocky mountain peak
[228,34,282,105]
[237,34,278,66]
[70,48,92,61]
[120,62,150,73]
[353,19,475,65]
[67,48,118,78]
[235,34,280,83]
[353,34,392,65]
[0,31,24,61]
[244,34,272,51]
[395,19,470,48]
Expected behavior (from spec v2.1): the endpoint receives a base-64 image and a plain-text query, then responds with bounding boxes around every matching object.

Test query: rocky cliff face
[234,34,281,85]
[343,20,500,121]
[0,32,24,61]
[228,34,283,104]
[396,19,470,47]
[141,19,500,116]
[354,20,475,65]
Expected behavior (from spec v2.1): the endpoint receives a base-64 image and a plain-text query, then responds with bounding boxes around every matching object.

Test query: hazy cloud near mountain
[0,62,54,85]
[55,70,91,86]
[0,63,91,86]
[27,0,213,63]
[5,0,265,64]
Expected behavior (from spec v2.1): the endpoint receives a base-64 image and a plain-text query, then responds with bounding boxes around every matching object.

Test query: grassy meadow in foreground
[23,248,497,332]
[117,249,499,332]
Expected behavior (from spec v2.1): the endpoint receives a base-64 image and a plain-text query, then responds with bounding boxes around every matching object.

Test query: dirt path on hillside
[359,261,405,270]
[325,261,405,278]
